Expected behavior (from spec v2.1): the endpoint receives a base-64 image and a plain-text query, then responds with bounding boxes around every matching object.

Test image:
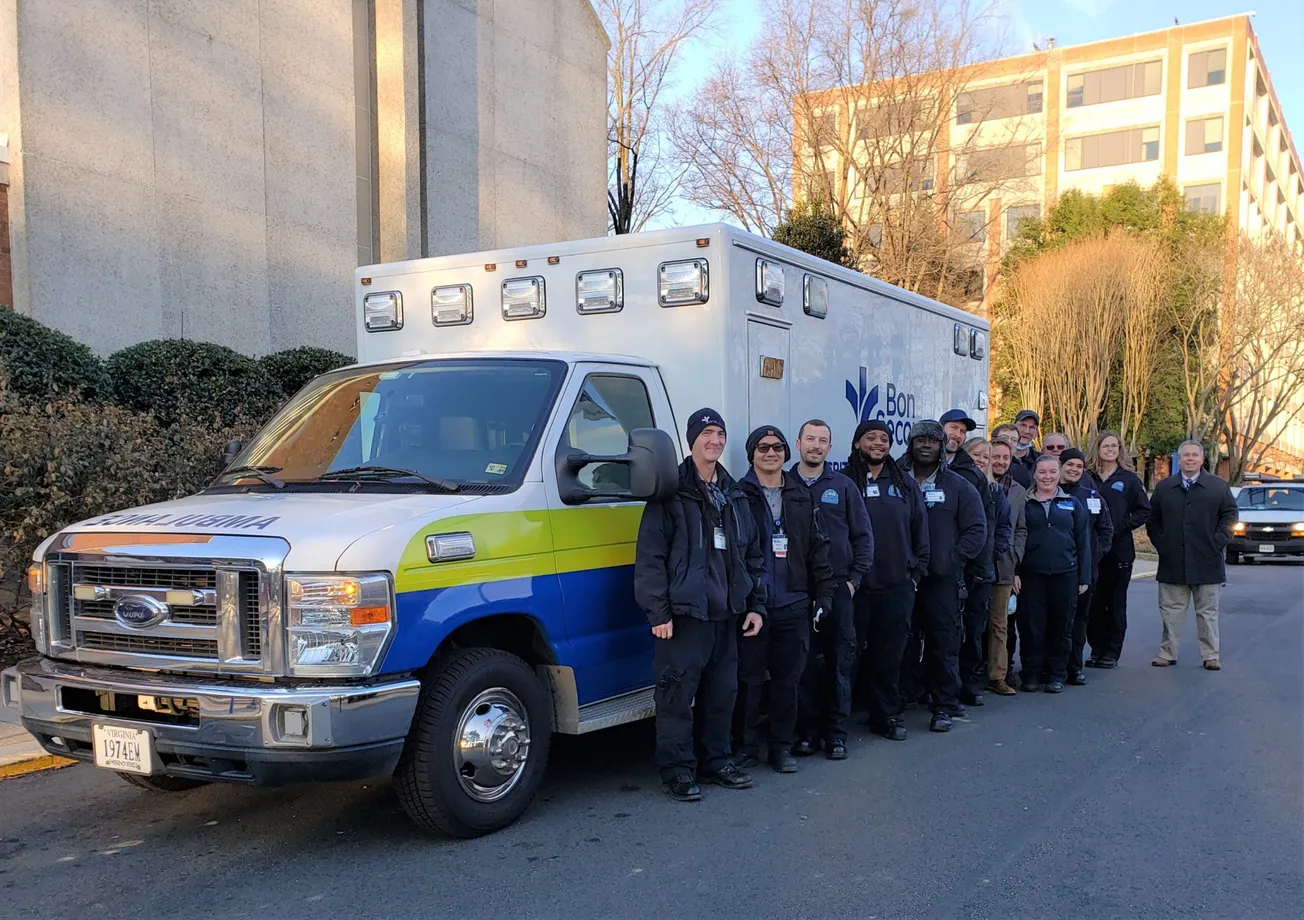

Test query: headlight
[1292,522,1304,535]
[285,573,394,677]
[27,562,47,653]
[1232,522,1247,535]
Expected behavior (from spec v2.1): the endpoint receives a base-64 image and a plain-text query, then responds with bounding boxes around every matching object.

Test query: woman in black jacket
[1015,454,1091,693]
[1084,431,1151,669]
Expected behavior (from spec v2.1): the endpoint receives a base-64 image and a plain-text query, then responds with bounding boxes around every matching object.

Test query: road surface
[1,562,1300,920]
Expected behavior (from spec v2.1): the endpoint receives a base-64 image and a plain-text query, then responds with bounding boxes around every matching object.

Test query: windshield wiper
[217,465,285,489]
[316,465,461,493]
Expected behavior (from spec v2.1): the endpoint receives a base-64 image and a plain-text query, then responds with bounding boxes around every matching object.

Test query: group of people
[634,406,1238,802]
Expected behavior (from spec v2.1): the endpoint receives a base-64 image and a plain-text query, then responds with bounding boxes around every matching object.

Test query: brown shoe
[1151,657,1177,667]
[988,679,1017,696]
[1202,659,1221,671]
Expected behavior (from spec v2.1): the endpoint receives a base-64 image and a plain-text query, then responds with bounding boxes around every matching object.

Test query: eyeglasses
[755,443,784,454]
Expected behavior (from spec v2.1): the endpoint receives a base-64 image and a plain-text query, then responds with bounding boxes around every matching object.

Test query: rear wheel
[119,773,208,792]
[1226,549,1241,565]
[394,648,551,838]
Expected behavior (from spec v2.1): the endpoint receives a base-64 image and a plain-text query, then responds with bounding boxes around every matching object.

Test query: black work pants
[1017,571,1077,685]
[654,615,738,782]
[901,573,962,715]
[1068,583,1096,675]
[736,602,810,758]
[855,581,916,728]
[797,583,855,744]
[1087,556,1133,661]
[959,580,993,695]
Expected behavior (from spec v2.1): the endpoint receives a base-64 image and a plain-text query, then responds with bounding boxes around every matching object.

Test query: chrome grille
[75,598,218,626]
[77,632,220,658]
[239,571,262,658]
[73,565,216,589]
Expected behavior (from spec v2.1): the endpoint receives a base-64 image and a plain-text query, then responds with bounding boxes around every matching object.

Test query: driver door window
[564,374,655,491]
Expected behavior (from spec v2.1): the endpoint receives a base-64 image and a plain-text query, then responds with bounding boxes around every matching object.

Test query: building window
[953,210,986,243]
[960,143,1042,183]
[1185,116,1224,155]
[1188,48,1227,88]
[1006,204,1040,238]
[811,112,838,147]
[880,156,935,194]
[1183,183,1221,214]
[955,81,1043,125]
[1066,60,1161,108]
[1065,126,1160,170]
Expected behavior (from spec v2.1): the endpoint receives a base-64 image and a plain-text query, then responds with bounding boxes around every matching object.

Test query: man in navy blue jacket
[791,419,874,760]
[844,419,930,741]
[899,420,987,733]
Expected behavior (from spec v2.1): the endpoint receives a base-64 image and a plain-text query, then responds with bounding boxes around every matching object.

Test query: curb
[0,753,77,780]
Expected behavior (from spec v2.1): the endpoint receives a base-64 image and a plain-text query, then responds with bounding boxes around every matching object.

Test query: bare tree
[1213,231,1304,482]
[1169,233,1230,457]
[599,0,719,233]
[669,0,1032,306]
[1117,237,1168,456]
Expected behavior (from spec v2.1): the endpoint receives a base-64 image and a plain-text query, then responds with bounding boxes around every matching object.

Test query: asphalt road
[2,563,1301,920]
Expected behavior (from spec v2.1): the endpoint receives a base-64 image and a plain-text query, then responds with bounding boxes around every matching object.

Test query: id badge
[926,489,946,504]
[772,534,789,558]
[1087,497,1102,514]
[865,484,880,498]
[713,526,727,550]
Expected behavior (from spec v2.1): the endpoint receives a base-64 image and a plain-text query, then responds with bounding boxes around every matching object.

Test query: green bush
[261,346,354,398]
[0,308,110,399]
[106,339,281,427]
[0,371,263,582]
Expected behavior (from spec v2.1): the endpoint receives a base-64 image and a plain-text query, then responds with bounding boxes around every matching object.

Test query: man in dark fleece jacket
[791,419,874,761]
[634,408,765,802]
[737,425,835,774]
[844,419,930,741]
[899,420,986,733]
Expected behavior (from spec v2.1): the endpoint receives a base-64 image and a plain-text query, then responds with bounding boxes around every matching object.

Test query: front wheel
[394,648,551,838]
[1226,549,1241,565]
[119,773,208,792]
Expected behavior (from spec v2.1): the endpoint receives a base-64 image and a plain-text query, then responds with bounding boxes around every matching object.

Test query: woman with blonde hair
[1084,431,1151,668]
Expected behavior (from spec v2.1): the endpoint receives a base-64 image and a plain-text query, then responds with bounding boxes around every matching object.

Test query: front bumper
[2,657,420,785]
[1228,536,1304,557]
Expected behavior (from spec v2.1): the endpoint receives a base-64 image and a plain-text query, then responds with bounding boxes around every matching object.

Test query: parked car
[1227,480,1304,564]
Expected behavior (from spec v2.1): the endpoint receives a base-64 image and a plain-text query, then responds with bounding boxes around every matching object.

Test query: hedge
[106,339,282,427]
[261,346,354,398]
[0,308,111,400]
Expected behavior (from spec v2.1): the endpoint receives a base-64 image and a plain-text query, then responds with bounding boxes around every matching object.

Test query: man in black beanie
[844,419,930,740]
[635,408,766,801]
[736,425,835,773]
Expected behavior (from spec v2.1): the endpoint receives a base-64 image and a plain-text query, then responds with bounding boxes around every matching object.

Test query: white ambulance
[4,223,989,836]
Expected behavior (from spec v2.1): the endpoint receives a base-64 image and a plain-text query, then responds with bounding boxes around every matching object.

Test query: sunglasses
[755,443,784,454]
[1045,444,1067,452]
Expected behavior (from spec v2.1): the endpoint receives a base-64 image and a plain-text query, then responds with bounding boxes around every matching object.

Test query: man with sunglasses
[736,426,835,773]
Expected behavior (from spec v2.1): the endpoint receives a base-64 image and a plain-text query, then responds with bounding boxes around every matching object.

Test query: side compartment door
[747,318,792,434]
[543,364,670,704]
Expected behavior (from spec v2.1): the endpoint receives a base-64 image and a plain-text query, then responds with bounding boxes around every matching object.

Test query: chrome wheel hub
[453,688,531,803]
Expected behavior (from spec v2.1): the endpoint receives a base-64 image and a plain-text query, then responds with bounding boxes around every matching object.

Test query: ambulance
[3,223,989,836]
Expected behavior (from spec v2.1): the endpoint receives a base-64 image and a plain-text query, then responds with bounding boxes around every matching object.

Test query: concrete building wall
[1,0,608,357]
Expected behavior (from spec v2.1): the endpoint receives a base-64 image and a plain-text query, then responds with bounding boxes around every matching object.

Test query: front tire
[1226,549,1241,565]
[119,773,208,792]
[394,648,551,838]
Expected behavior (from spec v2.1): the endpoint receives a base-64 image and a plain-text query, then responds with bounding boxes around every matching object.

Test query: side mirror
[222,439,244,467]
[555,427,679,505]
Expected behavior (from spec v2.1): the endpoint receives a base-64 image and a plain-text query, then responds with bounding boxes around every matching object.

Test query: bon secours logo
[846,366,916,443]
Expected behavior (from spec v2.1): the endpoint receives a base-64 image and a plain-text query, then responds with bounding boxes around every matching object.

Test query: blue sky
[659,0,1303,227]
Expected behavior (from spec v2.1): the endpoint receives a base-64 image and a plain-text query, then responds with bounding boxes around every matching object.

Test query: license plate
[92,724,152,775]
[1259,544,1276,554]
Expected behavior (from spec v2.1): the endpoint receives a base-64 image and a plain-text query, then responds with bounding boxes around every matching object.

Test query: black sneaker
[1066,671,1087,686]
[929,712,953,732]
[1094,657,1118,669]
[877,719,907,742]
[700,763,753,789]
[825,740,848,760]
[768,751,798,774]
[663,774,701,802]
[1044,681,1065,693]
[792,739,817,757]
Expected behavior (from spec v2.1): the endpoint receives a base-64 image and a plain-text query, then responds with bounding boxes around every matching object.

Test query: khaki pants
[1156,582,1221,663]
[987,584,1013,681]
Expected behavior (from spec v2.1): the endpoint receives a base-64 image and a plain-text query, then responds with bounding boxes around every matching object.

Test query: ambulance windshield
[226,357,567,489]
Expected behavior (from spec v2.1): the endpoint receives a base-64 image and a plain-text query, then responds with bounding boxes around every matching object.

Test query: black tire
[1226,549,1241,565]
[394,648,551,838]
[119,773,208,792]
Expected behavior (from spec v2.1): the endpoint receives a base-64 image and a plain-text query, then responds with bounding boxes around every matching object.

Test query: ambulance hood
[55,491,486,570]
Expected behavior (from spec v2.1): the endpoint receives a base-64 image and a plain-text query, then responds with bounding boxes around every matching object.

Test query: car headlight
[1232,522,1247,535]
[1292,522,1304,536]
[285,573,394,677]
[27,562,47,653]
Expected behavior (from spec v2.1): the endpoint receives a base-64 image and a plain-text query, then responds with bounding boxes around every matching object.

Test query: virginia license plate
[92,724,152,774]
[1259,544,1276,554]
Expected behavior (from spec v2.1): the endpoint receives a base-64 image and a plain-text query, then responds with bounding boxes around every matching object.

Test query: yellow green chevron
[396,504,645,593]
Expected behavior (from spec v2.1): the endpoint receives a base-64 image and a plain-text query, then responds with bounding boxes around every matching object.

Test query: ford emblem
[113,595,170,629]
